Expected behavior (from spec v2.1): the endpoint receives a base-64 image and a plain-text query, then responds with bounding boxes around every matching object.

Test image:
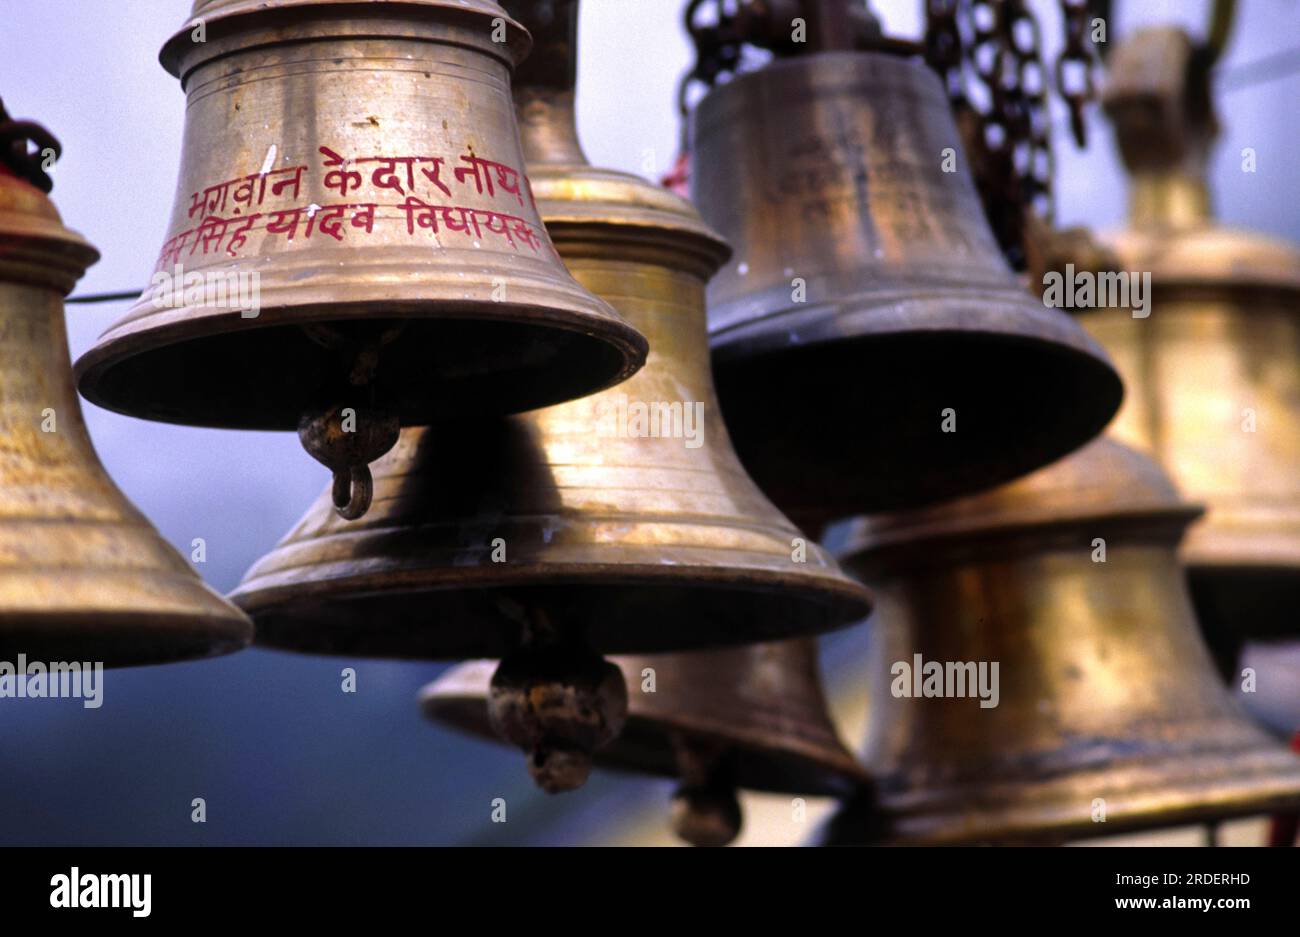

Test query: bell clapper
[486,612,628,794]
[669,734,742,847]
[298,324,403,520]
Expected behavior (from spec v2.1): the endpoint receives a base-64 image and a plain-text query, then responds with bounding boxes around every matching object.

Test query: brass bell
[421,638,867,846]
[691,50,1122,524]
[824,438,1300,845]
[73,0,647,519]
[233,1,869,788]
[0,107,251,667]
[1078,27,1300,667]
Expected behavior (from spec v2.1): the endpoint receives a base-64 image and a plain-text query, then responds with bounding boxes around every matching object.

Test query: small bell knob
[487,643,628,793]
[297,403,399,520]
[671,785,743,847]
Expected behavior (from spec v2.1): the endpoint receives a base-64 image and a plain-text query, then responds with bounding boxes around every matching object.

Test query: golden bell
[691,50,1122,524]
[0,120,251,667]
[421,638,867,846]
[73,0,647,518]
[823,438,1300,845]
[233,3,866,650]
[1077,27,1300,666]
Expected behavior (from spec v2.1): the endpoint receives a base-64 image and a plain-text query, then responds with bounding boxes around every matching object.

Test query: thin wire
[65,290,140,304]
[1218,44,1300,92]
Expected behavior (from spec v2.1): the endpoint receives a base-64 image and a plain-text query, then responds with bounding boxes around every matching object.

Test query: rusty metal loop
[1056,0,1097,148]
[332,465,374,521]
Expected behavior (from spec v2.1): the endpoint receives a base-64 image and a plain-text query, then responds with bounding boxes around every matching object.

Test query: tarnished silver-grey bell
[692,50,1121,525]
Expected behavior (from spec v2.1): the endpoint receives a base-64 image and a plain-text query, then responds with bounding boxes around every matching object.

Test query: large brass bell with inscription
[0,107,251,667]
[233,1,869,789]
[692,50,1121,524]
[1078,28,1300,668]
[421,638,867,846]
[823,439,1300,845]
[73,0,646,519]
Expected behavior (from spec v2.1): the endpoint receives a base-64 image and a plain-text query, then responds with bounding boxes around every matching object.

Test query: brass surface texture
[830,439,1300,845]
[0,168,251,666]
[75,0,647,430]
[232,5,870,657]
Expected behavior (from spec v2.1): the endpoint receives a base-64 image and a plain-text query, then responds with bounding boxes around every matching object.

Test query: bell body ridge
[692,50,1120,523]
[0,166,251,666]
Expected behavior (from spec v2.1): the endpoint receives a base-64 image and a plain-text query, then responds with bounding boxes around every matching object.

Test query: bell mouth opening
[1189,566,1300,646]
[711,330,1123,522]
[0,611,252,670]
[237,575,867,660]
[75,313,639,431]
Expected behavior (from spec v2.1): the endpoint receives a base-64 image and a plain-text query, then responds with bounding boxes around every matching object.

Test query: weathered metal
[0,129,251,667]
[692,49,1121,524]
[826,439,1300,845]
[73,0,648,518]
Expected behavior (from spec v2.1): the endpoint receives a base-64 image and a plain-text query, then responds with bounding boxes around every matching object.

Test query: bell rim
[708,327,1124,520]
[868,744,1300,845]
[419,676,870,795]
[843,507,1202,569]
[838,440,1204,561]
[1100,224,1300,295]
[0,607,252,670]
[233,564,872,659]
[707,281,1117,359]
[1184,528,1300,575]
[74,299,649,431]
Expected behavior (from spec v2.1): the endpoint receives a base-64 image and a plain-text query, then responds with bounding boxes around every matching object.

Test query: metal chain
[0,98,60,193]
[922,0,1106,266]
[680,0,883,112]
[679,0,747,118]
[1008,0,1054,221]
[924,0,965,104]
[960,0,1052,264]
[1056,0,1096,147]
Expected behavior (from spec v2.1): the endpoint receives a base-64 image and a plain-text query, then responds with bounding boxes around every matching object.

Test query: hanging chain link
[0,98,60,193]
[677,1,1103,268]
[1057,0,1096,147]
[679,0,884,116]
[922,0,1102,268]
[924,0,965,103]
